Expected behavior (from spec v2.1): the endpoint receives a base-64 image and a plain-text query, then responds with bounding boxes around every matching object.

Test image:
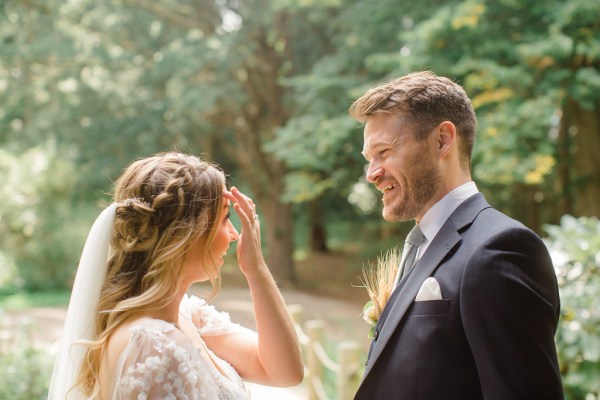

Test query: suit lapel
[363,223,461,377]
[362,193,491,380]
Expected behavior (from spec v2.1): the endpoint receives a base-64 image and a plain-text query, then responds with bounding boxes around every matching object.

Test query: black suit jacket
[355,193,563,399]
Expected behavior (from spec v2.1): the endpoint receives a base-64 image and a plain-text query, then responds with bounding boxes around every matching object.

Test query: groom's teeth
[383,184,396,193]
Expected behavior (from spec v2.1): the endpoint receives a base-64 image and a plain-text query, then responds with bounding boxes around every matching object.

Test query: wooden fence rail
[289,305,362,400]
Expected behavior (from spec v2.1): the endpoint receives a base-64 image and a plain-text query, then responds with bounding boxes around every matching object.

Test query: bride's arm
[202,188,303,387]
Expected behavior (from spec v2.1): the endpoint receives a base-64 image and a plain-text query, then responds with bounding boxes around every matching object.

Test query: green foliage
[279,0,600,230]
[0,144,100,290]
[0,346,51,399]
[572,68,600,110]
[0,315,53,399]
[0,0,227,289]
[473,96,557,186]
[1,0,599,289]
[0,290,70,310]
[545,215,600,398]
[0,252,19,294]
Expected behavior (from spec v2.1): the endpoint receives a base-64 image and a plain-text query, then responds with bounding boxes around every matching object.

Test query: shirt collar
[419,181,479,243]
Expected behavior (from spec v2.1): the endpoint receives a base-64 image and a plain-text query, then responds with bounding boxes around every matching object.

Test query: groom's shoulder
[463,193,527,230]
[451,193,542,242]
[480,206,523,227]
[463,202,542,243]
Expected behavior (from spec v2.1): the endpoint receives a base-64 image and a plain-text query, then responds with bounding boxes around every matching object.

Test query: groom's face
[362,113,442,222]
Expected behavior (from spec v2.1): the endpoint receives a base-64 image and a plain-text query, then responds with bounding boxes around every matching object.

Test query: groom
[350,71,563,399]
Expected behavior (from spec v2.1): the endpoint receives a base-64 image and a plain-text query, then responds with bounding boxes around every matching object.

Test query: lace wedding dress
[110,294,250,400]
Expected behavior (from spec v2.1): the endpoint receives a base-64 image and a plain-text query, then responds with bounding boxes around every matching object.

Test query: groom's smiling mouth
[379,182,397,194]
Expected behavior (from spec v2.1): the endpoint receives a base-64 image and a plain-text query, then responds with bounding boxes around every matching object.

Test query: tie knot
[405,224,425,247]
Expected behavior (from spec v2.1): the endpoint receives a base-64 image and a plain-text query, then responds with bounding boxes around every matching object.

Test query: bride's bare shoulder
[102,318,175,369]
[109,317,179,352]
[98,317,183,398]
[106,319,139,356]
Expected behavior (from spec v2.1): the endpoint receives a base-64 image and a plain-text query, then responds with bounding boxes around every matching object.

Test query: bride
[48,152,303,399]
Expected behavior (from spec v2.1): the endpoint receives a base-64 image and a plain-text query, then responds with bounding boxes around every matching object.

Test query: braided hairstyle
[76,152,226,397]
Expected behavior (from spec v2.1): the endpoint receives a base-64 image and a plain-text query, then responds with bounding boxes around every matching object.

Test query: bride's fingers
[232,203,252,226]
[231,187,254,209]
[221,194,245,229]
[230,187,257,220]
[222,190,236,207]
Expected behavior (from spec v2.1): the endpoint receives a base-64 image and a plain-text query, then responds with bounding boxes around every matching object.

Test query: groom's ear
[434,121,456,160]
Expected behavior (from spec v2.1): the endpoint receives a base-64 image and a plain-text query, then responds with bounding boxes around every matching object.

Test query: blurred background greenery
[0,0,599,398]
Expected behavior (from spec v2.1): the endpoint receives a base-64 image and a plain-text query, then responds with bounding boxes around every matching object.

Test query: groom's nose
[366,162,384,184]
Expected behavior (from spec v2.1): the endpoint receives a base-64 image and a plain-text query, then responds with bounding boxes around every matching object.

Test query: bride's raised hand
[219,187,304,386]
[223,187,265,275]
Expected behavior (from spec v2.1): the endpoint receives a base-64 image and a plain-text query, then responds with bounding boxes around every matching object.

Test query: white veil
[47,203,118,400]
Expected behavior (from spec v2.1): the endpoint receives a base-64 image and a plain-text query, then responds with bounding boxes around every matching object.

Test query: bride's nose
[228,221,239,241]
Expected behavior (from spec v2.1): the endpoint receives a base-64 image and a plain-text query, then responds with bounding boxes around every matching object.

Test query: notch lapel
[361,193,491,381]
[362,223,461,378]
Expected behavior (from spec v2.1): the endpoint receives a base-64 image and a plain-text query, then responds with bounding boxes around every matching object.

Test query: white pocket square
[415,277,442,301]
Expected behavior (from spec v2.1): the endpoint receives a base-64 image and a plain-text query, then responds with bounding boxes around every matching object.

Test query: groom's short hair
[349,71,477,166]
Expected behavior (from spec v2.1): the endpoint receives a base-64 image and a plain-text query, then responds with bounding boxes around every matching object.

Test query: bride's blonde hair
[75,152,226,397]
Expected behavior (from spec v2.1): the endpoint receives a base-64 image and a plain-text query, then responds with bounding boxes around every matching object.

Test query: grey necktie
[399,224,426,280]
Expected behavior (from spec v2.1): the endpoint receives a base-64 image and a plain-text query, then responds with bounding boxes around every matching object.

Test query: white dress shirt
[416,181,479,261]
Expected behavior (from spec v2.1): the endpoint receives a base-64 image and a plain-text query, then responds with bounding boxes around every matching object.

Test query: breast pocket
[409,299,451,315]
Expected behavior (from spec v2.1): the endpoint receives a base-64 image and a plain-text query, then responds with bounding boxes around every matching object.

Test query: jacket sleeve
[461,226,563,399]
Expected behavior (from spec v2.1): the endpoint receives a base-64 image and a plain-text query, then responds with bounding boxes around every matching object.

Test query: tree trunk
[308,201,329,253]
[556,101,574,217]
[202,9,302,286]
[261,195,296,286]
[559,98,600,217]
[570,100,600,217]
[227,130,296,285]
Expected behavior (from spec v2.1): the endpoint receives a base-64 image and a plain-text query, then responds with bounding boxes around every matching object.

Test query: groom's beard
[382,150,441,222]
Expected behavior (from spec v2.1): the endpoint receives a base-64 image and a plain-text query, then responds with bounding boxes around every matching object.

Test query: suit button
[373,330,378,340]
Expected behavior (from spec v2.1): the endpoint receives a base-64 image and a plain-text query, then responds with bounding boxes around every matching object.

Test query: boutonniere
[360,247,401,339]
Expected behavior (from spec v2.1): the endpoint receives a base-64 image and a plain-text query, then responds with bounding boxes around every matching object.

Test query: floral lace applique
[113,319,249,400]
[179,294,247,336]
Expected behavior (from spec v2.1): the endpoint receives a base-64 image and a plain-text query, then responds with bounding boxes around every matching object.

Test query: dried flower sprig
[360,247,402,338]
